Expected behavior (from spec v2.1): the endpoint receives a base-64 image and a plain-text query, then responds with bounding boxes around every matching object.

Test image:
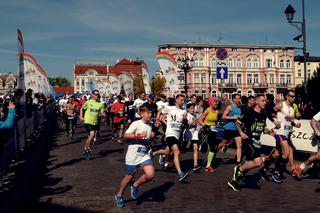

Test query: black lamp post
[177,53,194,98]
[284,1,307,90]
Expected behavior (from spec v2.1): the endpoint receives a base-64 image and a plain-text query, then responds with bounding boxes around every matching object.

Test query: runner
[227,94,273,191]
[62,96,79,139]
[79,90,104,158]
[295,111,320,178]
[133,91,147,120]
[125,93,135,126]
[271,90,301,183]
[110,95,126,143]
[165,94,189,181]
[115,104,155,208]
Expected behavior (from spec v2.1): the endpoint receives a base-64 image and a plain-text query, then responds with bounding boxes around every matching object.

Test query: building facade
[294,56,320,86]
[73,58,145,94]
[0,73,16,95]
[158,43,295,100]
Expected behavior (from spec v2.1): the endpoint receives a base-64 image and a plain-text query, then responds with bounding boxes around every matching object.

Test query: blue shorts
[124,159,153,175]
[274,135,288,143]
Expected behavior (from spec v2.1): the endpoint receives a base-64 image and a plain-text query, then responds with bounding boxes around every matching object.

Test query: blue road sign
[216,66,228,79]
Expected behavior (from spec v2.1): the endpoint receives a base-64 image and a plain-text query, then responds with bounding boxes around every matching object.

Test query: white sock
[300,163,306,170]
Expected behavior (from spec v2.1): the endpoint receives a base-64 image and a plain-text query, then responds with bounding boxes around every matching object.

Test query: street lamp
[284,1,307,89]
[177,52,194,98]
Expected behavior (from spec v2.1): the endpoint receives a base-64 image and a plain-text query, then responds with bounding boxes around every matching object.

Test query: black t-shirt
[125,100,135,120]
[238,108,267,141]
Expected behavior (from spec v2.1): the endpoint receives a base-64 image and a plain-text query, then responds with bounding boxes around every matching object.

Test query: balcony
[253,83,268,88]
[276,83,288,89]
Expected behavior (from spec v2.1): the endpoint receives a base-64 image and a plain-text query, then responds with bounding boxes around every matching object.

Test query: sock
[300,163,306,170]
[206,152,215,167]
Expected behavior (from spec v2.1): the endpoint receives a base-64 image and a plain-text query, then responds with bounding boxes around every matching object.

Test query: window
[247,90,253,96]
[279,59,284,68]
[287,74,292,84]
[194,59,203,67]
[179,74,185,84]
[280,74,285,84]
[232,48,238,52]
[81,79,85,86]
[298,69,302,77]
[249,48,254,53]
[247,74,252,84]
[194,73,200,83]
[246,59,252,68]
[253,59,258,68]
[269,74,274,84]
[212,73,217,84]
[212,91,217,97]
[286,60,291,68]
[236,58,242,68]
[307,70,311,79]
[229,74,234,84]
[237,74,242,84]
[195,90,199,95]
[228,58,233,68]
[201,73,206,83]
[202,90,206,99]
[76,79,80,86]
[266,59,272,68]
[176,47,181,51]
[211,58,217,67]
[253,74,259,84]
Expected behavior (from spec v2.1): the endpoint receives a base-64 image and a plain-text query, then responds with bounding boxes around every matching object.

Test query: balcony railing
[276,83,288,88]
[218,83,237,88]
[253,83,268,88]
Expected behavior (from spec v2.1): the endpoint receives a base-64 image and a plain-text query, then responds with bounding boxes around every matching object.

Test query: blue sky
[0,0,319,81]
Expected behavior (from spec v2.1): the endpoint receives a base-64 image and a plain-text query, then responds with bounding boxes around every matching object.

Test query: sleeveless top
[274,101,295,137]
[204,108,218,126]
[224,103,241,131]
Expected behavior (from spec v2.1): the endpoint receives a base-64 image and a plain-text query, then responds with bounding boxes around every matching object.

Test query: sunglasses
[288,95,295,98]
[93,93,99,96]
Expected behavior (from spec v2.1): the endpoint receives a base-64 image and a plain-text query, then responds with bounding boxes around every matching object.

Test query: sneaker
[114,195,125,208]
[233,165,243,181]
[178,171,189,182]
[83,149,88,158]
[228,179,240,192]
[162,162,169,171]
[272,171,282,183]
[258,168,268,181]
[205,166,216,173]
[193,164,201,172]
[130,185,139,200]
[159,155,165,166]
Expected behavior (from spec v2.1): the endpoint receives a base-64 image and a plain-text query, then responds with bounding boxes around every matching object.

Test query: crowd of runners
[56,89,320,208]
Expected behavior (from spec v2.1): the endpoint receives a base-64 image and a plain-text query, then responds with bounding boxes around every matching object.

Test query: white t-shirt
[125,120,152,165]
[313,112,320,122]
[165,106,187,140]
[58,99,68,111]
[187,113,199,140]
[133,98,147,118]
[156,100,168,113]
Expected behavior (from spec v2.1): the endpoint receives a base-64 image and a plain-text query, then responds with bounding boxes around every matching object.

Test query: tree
[49,76,71,87]
[151,77,166,97]
[133,76,144,97]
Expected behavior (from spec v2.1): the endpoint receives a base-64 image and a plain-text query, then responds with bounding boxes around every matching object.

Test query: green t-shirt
[82,100,104,125]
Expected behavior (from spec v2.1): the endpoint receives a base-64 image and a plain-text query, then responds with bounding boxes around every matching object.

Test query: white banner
[108,74,121,95]
[119,72,134,96]
[141,63,151,94]
[261,119,318,153]
[155,52,180,95]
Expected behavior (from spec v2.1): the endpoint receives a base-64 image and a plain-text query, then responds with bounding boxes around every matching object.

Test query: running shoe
[258,168,268,181]
[114,195,125,208]
[193,164,201,172]
[159,155,166,166]
[83,149,88,158]
[271,171,282,183]
[228,179,240,192]
[178,171,189,182]
[162,162,169,171]
[205,166,216,173]
[130,185,139,200]
[233,165,243,181]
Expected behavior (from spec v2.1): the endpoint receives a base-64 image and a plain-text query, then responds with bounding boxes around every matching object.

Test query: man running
[80,90,104,158]
[133,91,147,120]
[110,95,126,143]
[62,96,79,139]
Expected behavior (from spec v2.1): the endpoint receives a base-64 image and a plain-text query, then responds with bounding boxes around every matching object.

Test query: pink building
[158,43,295,100]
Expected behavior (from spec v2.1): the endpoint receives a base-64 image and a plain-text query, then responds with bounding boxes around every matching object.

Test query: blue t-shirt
[224,104,241,131]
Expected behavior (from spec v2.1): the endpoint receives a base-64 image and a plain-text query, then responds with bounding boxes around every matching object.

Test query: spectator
[0,101,16,129]
[26,88,33,118]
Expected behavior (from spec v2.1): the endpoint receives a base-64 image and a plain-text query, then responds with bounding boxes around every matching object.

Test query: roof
[158,43,295,50]
[53,86,74,94]
[294,55,320,62]
[74,58,143,76]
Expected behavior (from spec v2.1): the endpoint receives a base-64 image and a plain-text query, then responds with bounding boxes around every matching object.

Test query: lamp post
[177,52,194,98]
[208,66,212,96]
[284,1,307,90]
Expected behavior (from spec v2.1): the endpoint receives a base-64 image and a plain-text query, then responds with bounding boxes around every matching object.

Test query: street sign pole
[216,48,228,97]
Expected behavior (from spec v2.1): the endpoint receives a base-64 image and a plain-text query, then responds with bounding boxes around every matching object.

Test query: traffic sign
[216,66,228,79]
[216,48,228,60]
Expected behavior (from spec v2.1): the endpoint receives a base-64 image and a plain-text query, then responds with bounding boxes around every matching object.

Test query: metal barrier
[0,105,55,176]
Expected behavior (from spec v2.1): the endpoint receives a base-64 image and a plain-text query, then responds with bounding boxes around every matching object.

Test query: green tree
[151,77,166,97]
[49,76,71,87]
[133,76,144,97]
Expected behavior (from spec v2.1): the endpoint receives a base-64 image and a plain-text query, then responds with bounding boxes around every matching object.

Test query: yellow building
[294,56,320,86]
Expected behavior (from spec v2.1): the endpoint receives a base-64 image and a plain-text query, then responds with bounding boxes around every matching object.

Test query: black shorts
[243,139,262,161]
[166,136,180,148]
[114,120,125,130]
[85,124,99,133]
[223,130,240,140]
[191,140,199,144]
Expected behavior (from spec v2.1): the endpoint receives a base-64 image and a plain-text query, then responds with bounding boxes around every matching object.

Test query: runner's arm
[198,108,209,126]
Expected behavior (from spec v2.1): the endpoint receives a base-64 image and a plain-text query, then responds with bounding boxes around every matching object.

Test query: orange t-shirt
[111,102,125,123]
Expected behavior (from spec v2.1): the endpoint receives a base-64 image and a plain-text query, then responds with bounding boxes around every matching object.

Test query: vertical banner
[155,52,180,95]
[141,63,151,94]
[87,78,97,93]
[119,72,134,96]
[108,74,121,95]
[17,29,25,91]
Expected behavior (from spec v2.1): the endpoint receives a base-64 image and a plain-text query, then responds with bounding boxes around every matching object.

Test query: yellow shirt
[204,108,218,126]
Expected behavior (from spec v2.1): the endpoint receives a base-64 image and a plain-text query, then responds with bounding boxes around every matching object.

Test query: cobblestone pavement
[6,120,320,213]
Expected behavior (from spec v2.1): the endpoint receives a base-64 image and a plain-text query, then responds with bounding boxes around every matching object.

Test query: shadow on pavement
[35,202,97,213]
[239,173,262,190]
[135,181,175,205]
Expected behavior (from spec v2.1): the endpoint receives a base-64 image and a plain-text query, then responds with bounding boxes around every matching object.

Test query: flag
[17,29,25,91]
[141,63,151,94]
